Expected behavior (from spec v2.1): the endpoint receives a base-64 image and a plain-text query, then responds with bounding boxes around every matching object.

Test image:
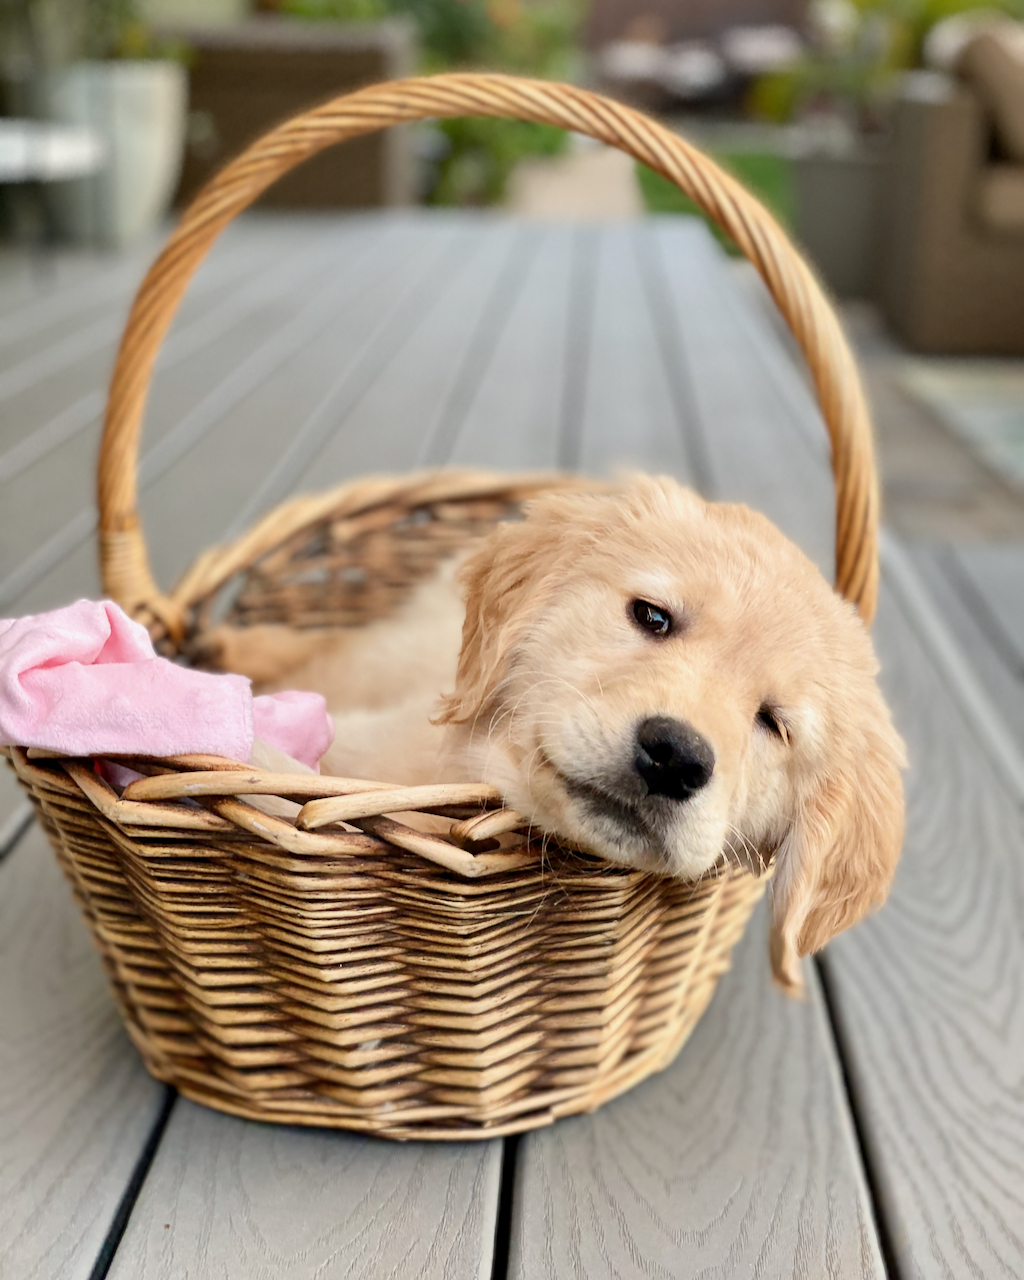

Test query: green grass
[636,151,793,254]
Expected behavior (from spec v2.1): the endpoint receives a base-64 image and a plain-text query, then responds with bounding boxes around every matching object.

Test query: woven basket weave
[3,75,880,1141]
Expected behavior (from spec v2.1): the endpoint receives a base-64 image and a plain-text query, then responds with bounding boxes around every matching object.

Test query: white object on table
[0,118,106,183]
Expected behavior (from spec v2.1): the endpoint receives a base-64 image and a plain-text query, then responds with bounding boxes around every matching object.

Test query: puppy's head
[436,477,906,991]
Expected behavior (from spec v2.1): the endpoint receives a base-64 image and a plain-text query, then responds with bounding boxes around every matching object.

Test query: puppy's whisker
[723,823,762,874]
[488,686,535,740]
[521,741,554,796]
[502,671,601,718]
[524,834,551,931]
[484,686,523,737]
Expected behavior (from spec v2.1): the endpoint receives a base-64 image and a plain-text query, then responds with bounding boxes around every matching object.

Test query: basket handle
[98,73,879,634]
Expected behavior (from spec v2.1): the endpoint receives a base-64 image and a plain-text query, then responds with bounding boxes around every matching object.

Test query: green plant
[750,0,1024,127]
[420,0,583,203]
[0,0,181,69]
[636,152,794,253]
[280,0,585,204]
[282,0,581,70]
[429,115,564,204]
[279,0,389,21]
[854,0,1024,64]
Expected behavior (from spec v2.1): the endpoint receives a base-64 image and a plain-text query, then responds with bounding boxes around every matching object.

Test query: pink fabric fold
[0,599,332,769]
[253,690,334,772]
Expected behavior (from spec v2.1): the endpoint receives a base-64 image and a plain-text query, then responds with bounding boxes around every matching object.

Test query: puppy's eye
[632,599,673,637]
[756,704,788,742]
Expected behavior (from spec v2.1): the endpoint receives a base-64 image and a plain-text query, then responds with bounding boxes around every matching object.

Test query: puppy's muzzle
[635,716,715,801]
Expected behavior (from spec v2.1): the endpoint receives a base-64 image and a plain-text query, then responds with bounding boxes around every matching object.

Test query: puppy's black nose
[635,716,715,801]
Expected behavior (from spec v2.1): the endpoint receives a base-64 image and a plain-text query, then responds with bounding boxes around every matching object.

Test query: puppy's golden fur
[243,477,906,992]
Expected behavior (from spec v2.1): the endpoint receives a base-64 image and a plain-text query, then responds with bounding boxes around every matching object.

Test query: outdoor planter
[791,139,886,298]
[40,59,187,247]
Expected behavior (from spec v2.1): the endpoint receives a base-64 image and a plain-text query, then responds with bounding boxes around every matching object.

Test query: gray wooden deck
[1,212,1023,1280]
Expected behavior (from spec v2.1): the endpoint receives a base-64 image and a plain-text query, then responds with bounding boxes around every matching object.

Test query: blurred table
[1,211,1022,1279]
[0,119,106,183]
[0,118,106,249]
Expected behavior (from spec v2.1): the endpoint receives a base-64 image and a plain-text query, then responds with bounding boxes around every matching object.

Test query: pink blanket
[0,600,332,769]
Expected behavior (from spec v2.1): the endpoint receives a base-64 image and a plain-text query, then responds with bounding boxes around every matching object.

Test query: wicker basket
[3,75,880,1141]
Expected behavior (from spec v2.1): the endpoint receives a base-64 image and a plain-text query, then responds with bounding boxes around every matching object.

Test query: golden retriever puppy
[252,476,907,991]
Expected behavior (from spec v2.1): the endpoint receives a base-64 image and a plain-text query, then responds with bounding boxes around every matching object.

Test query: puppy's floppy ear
[433,510,566,727]
[770,701,906,994]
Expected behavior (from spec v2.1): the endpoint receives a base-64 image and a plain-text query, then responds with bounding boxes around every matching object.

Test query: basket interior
[180,485,530,664]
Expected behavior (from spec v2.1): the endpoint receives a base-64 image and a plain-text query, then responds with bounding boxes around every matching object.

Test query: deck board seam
[0,224,405,611]
[0,262,146,351]
[0,222,355,490]
[0,802,33,865]
[489,1134,521,1280]
[135,225,405,489]
[0,218,304,342]
[633,226,715,496]
[815,955,899,1280]
[223,222,474,537]
[721,263,829,462]
[87,1088,178,1280]
[0,506,95,612]
[421,227,541,468]
[558,226,600,472]
[0,229,274,405]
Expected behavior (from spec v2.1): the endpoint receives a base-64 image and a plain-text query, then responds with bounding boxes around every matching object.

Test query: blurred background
[1,0,1024,540]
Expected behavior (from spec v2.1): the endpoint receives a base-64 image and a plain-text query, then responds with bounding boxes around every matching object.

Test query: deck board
[139,218,439,587]
[576,226,694,481]
[0,222,273,324]
[0,224,267,457]
[0,824,169,1280]
[445,224,575,471]
[0,232,317,492]
[820,574,1024,1278]
[285,217,498,491]
[0,238,158,344]
[509,905,884,1280]
[107,1101,502,1280]
[419,225,543,469]
[0,222,383,604]
[951,543,1024,658]
[907,543,1024,749]
[649,221,835,574]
